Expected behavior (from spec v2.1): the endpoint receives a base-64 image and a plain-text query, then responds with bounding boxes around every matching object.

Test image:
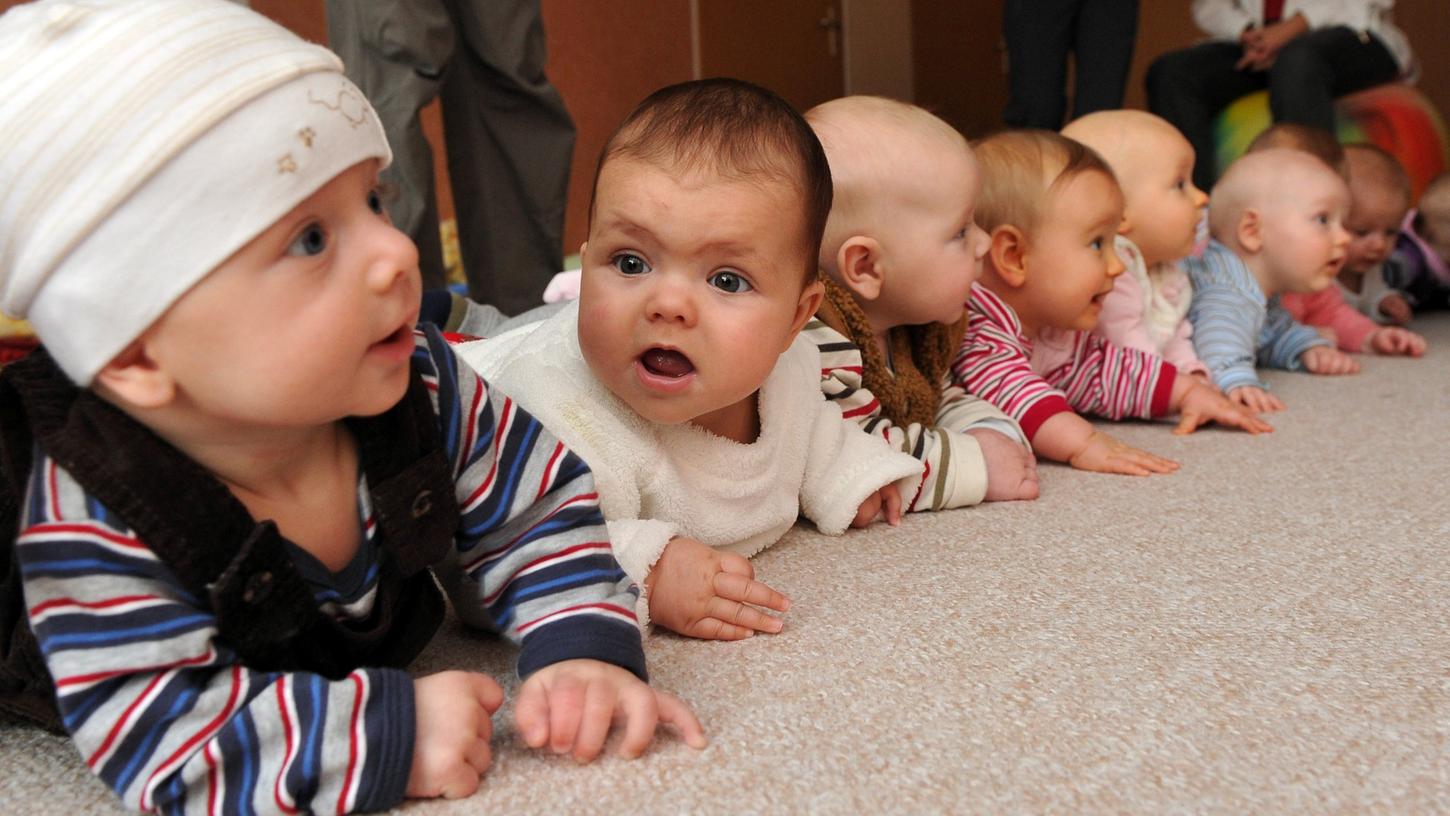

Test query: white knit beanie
[0,0,392,384]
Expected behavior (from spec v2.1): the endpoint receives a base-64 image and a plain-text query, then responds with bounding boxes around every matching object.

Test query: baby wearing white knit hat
[0,0,703,810]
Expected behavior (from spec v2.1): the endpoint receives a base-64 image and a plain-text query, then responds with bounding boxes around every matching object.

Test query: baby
[1389,171,1450,313]
[1243,122,1348,178]
[1061,110,1212,379]
[801,95,1039,508]
[955,130,1268,476]
[0,1,700,811]
[1184,148,1363,414]
[1279,143,1425,356]
[461,79,924,641]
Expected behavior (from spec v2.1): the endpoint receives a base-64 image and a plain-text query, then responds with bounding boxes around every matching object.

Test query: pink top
[954,284,1177,441]
[1279,287,1377,353]
[1096,237,1209,377]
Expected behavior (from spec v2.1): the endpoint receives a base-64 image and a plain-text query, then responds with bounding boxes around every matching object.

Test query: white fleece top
[458,301,924,625]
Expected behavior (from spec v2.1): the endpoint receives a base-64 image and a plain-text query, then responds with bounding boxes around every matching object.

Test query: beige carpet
[4,316,1448,814]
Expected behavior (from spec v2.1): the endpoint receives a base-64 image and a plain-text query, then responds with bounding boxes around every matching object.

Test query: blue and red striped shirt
[15,324,642,814]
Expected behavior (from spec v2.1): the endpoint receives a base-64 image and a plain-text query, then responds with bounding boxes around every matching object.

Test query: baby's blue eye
[287,223,327,257]
[708,270,752,293]
[612,253,650,275]
[1089,238,1103,251]
[954,226,969,240]
[1315,214,1330,225]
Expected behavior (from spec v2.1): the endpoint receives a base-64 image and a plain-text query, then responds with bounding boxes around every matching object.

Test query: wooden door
[696,0,845,112]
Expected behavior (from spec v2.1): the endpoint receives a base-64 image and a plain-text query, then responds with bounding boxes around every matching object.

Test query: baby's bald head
[1209,148,1350,248]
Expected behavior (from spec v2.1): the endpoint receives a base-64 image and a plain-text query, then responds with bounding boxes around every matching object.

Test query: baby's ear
[836,236,884,301]
[93,341,176,410]
[1237,209,1263,253]
[785,277,826,345]
[987,225,1029,289]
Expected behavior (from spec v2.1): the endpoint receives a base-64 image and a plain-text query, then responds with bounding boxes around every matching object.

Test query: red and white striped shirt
[952,285,1177,441]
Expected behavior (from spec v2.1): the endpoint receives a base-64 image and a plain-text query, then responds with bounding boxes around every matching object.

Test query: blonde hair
[1344,143,1412,209]
[1245,123,1347,178]
[971,129,1116,235]
[806,96,968,270]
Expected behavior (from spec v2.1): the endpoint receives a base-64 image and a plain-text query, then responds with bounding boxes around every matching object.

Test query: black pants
[1147,26,1399,190]
[1003,0,1139,129]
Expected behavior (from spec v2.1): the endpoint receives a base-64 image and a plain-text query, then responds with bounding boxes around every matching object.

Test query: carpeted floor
[3,316,1448,814]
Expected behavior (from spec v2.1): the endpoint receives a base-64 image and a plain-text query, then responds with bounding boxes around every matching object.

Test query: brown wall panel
[541,0,694,255]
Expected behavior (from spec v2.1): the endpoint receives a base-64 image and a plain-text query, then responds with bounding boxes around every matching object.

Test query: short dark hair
[587,78,832,284]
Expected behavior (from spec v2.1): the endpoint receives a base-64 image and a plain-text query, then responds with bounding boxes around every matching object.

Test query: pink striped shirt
[953,285,1177,441]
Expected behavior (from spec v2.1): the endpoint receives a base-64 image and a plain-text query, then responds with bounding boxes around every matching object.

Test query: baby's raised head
[1416,172,1450,263]
[805,96,987,330]
[1062,110,1208,267]
[0,0,409,420]
[1245,123,1349,180]
[1341,143,1411,274]
[1209,148,1351,295]
[578,78,831,439]
[972,130,1126,335]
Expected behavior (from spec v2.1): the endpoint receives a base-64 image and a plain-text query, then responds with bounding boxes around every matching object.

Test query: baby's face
[1121,128,1207,267]
[578,158,818,436]
[874,147,990,328]
[142,159,421,425]
[1343,181,1408,274]
[1417,199,1450,265]
[1257,169,1351,293]
[1022,169,1126,332]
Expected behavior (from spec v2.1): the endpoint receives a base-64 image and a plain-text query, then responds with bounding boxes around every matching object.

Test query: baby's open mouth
[640,347,694,378]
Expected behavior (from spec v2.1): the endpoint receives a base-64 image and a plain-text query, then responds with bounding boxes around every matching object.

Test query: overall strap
[6,349,455,682]
[0,358,63,732]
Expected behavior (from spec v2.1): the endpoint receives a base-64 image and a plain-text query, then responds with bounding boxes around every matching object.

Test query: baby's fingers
[850,492,883,528]
[881,485,903,526]
[707,596,784,634]
[713,570,790,612]
[569,681,616,763]
[687,617,757,641]
[1113,449,1179,475]
[513,677,550,749]
[655,690,708,750]
[1172,410,1207,435]
[614,685,661,760]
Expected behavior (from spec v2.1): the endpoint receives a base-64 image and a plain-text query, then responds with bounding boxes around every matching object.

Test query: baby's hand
[1364,326,1426,357]
[1173,381,1274,435]
[408,671,504,800]
[1068,431,1179,476]
[1379,293,1413,326]
[1300,345,1360,376]
[1227,385,1284,413]
[852,482,903,527]
[646,537,789,640]
[515,659,706,763]
[966,428,1039,501]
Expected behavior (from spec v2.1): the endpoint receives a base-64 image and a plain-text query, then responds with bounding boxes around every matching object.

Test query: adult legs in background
[1147,41,1264,191]
[1004,0,1137,129]
[1069,0,1137,120]
[444,0,575,315]
[1267,26,1400,134]
[1002,0,1076,128]
[326,0,454,291]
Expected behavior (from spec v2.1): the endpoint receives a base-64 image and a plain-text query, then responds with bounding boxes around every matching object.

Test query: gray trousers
[326,0,575,314]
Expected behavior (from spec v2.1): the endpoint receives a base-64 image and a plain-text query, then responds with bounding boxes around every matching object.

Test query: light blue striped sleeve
[1187,279,1265,392]
[1259,299,1332,371]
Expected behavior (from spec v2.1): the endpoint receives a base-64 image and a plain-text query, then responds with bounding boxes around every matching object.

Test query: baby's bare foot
[967,429,1039,501]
